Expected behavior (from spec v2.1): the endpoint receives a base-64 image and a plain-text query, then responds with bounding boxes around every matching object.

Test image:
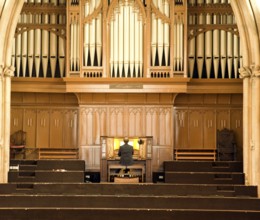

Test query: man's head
[123,137,129,143]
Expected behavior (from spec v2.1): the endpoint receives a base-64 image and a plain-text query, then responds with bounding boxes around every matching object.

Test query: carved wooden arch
[14,25,66,40]
[83,0,103,24]
[107,0,146,24]
[188,25,239,41]
[150,0,170,24]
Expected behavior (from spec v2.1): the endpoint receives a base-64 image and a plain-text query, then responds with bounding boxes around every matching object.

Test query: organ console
[100,136,153,182]
[12,0,241,79]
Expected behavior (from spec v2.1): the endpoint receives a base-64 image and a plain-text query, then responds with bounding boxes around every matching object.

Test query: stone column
[251,66,260,195]
[0,64,14,182]
[239,66,252,185]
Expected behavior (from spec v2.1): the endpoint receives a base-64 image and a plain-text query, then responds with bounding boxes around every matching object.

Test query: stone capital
[239,66,252,79]
[252,65,260,78]
[0,65,15,77]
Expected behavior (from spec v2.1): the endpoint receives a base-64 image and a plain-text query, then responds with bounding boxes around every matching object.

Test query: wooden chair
[217,128,236,161]
[10,130,26,159]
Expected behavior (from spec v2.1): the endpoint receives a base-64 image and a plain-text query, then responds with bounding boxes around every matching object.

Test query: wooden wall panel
[188,110,203,148]
[230,109,243,161]
[203,110,216,149]
[10,108,23,135]
[152,145,173,171]
[23,109,37,148]
[63,109,78,148]
[79,105,173,148]
[174,94,242,152]
[50,109,63,148]
[36,109,50,148]
[174,109,188,149]
[216,109,230,130]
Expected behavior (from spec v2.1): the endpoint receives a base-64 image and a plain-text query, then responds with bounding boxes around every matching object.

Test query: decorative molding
[129,106,142,114]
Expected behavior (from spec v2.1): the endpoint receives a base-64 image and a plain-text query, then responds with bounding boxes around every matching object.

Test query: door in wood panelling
[10,108,23,135]
[203,110,216,149]
[216,109,230,130]
[23,109,37,148]
[50,109,63,148]
[188,110,203,148]
[37,109,50,148]
[230,109,243,160]
[63,109,78,148]
[174,109,188,149]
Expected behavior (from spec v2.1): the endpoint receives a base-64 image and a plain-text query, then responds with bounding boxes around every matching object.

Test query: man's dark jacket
[118,143,134,166]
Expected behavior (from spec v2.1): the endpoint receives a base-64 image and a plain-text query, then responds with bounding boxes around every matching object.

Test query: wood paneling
[23,109,37,148]
[10,108,23,135]
[174,94,242,152]
[188,110,203,148]
[50,109,63,148]
[37,109,50,148]
[203,110,216,149]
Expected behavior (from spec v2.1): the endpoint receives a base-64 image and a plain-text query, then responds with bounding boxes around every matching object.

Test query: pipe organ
[12,0,66,78]
[12,0,241,79]
[188,0,241,78]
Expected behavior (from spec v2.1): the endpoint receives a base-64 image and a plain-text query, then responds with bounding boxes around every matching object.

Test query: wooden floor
[0,160,259,220]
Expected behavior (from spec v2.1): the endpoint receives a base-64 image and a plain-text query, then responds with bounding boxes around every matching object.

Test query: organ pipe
[134,11,140,77]
[205,0,212,78]
[50,0,58,78]
[58,0,66,77]
[84,1,90,66]
[28,9,34,77]
[157,0,164,66]
[96,13,102,67]
[196,0,205,78]
[151,9,157,66]
[89,1,96,67]
[213,0,220,78]
[174,15,184,71]
[164,0,170,66]
[118,3,124,77]
[129,5,135,77]
[15,17,21,77]
[42,0,50,78]
[113,8,119,77]
[220,0,227,78]
[188,11,195,77]
[21,11,28,77]
[227,12,233,78]
[123,2,130,77]
[34,0,42,78]
[110,16,114,76]
[139,15,143,77]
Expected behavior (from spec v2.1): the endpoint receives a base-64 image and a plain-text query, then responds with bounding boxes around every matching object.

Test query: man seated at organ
[118,137,134,173]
